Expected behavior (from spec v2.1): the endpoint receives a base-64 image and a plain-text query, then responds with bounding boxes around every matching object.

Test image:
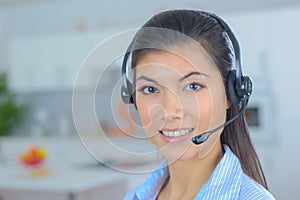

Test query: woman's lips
[159,128,194,143]
[160,128,194,137]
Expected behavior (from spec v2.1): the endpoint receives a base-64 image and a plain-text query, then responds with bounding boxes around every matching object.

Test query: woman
[121,9,275,199]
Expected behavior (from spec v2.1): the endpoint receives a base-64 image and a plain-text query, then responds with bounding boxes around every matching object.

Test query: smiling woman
[121,9,276,200]
[134,48,226,161]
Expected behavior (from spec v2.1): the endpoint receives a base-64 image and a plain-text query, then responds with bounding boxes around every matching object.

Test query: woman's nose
[160,90,185,121]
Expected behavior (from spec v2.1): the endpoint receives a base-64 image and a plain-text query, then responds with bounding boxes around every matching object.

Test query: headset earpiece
[240,75,252,101]
[121,81,135,104]
[121,46,137,106]
[227,70,241,105]
[121,86,132,104]
[227,70,252,106]
[121,80,137,109]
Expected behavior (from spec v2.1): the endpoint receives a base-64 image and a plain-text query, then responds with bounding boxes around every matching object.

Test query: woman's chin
[161,147,199,162]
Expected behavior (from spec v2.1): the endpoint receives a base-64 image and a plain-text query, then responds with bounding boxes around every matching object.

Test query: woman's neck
[158,142,224,200]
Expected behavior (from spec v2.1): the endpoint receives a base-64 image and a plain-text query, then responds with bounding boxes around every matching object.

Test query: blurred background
[0,0,300,199]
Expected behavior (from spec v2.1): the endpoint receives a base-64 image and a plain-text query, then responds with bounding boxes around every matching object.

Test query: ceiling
[1,0,300,13]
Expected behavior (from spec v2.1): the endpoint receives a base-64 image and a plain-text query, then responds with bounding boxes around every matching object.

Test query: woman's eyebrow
[136,76,158,84]
[179,71,209,82]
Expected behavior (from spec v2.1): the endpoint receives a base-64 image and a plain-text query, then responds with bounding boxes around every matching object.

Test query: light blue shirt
[124,145,276,200]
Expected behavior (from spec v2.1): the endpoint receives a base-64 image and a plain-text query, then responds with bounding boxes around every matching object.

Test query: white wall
[223,7,300,200]
[0,8,6,72]
[264,8,300,199]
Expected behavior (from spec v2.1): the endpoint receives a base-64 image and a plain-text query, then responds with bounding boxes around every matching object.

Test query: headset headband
[121,10,252,106]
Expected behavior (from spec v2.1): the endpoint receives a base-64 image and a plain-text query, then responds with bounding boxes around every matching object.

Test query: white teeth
[161,128,193,137]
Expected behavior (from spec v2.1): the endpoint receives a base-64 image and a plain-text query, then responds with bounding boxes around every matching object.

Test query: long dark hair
[129,9,268,189]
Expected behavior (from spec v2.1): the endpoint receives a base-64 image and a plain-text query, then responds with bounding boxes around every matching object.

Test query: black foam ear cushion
[227,70,240,105]
[121,86,131,104]
[131,91,137,109]
[121,83,137,109]
[127,81,136,106]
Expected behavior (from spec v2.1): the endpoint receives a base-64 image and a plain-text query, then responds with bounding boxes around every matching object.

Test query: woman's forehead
[135,45,217,76]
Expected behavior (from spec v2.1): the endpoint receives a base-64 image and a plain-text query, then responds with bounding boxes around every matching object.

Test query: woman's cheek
[198,98,212,132]
[185,91,212,132]
[136,96,161,136]
[136,97,151,126]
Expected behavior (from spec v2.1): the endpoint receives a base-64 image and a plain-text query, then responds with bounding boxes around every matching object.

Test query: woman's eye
[184,83,204,92]
[140,86,159,94]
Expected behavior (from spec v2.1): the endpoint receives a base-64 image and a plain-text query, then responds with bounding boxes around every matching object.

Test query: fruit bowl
[19,146,48,166]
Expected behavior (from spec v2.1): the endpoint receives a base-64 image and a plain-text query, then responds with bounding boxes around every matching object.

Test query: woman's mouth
[159,128,194,143]
[160,128,194,137]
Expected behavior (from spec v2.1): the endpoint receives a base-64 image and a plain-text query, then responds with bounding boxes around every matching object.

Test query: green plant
[0,73,27,136]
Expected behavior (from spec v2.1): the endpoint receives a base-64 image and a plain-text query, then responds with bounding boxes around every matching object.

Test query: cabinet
[7,28,130,92]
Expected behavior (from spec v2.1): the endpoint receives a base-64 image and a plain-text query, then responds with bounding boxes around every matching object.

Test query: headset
[120,10,252,145]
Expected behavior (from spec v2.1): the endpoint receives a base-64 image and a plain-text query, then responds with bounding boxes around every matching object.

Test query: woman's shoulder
[123,160,169,200]
[240,174,276,200]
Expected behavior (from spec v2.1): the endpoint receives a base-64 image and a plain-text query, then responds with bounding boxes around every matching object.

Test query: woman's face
[135,44,229,161]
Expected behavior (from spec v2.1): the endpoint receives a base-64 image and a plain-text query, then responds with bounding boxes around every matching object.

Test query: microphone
[192,99,247,145]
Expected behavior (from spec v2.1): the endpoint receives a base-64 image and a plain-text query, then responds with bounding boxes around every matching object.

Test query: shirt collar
[135,160,169,200]
[195,145,243,199]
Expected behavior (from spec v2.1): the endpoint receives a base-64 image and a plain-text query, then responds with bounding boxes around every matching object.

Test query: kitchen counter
[0,136,157,200]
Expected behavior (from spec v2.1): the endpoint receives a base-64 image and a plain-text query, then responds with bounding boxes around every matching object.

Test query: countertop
[0,136,159,199]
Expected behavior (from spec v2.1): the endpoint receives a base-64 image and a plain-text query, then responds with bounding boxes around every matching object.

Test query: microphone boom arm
[192,99,247,145]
